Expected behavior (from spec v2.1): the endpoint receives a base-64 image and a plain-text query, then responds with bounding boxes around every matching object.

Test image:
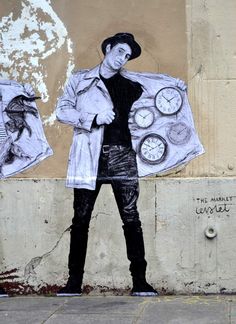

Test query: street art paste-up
[56,33,204,297]
[129,75,204,176]
[0,80,53,178]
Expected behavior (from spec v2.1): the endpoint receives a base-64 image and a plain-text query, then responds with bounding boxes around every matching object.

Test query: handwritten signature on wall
[193,196,236,216]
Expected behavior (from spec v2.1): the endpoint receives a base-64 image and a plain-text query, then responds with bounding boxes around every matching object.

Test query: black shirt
[100,73,142,146]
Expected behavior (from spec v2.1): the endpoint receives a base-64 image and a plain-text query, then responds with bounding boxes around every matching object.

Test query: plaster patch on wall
[0,0,74,106]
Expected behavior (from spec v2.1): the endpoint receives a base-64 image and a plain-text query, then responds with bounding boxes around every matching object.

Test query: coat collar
[83,65,101,80]
[83,64,128,80]
[80,64,146,96]
[78,64,111,98]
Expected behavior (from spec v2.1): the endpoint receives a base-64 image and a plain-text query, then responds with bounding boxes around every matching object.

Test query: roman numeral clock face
[138,133,167,164]
[155,87,183,115]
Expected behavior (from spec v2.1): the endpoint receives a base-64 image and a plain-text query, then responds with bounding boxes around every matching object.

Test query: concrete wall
[185,0,236,177]
[1,0,236,294]
[1,178,236,294]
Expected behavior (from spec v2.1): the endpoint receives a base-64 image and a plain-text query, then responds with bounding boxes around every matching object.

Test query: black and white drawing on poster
[129,79,204,176]
[55,33,204,297]
[57,38,204,190]
[0,80,53,178]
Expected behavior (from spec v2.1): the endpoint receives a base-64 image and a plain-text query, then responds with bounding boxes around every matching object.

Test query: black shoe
[0,287,8,298]
[57,278,82,297]
[131,280,159,297]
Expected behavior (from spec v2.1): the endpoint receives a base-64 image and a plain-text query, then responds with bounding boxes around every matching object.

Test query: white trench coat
[56,65,204,190]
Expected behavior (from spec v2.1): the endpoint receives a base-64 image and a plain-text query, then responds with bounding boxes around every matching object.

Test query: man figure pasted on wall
[56,33,203,296]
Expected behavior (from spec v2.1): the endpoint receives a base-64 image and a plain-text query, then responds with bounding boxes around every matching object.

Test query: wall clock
[133,107,155,129]
[167,122,191,145]
[138,133,167,164]
[155,87,183,115]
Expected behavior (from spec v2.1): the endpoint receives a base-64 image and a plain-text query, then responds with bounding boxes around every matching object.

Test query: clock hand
[144,143,153,149]
[162,94,170,102]
[171,129,178,134]
[150,146,158,151]
[169,96,176,101]
[150,143,163,151]
[178,127,187,134]
[143,112,152,119]
[137,113,145,119]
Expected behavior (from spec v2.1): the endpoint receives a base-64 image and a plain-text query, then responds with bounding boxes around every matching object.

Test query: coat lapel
[76,64,111,100]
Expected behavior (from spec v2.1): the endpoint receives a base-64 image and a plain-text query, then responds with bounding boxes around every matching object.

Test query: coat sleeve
[55,73,96,131]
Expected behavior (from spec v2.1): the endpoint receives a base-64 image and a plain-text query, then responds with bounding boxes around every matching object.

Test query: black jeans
[69,145,147,281]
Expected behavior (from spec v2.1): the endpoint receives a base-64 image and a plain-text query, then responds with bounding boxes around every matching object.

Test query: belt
[101,144,131,154]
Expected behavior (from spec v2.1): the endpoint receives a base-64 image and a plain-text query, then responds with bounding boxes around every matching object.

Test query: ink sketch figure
[56,32,188,297]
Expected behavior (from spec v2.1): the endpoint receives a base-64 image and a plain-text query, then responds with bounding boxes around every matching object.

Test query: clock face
[134,107,155,129]
[167,122,191,145]
[155,87,183,115]
[138,133,167,164]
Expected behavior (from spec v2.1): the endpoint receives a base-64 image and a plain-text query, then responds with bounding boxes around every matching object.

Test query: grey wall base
[0,178,235,294]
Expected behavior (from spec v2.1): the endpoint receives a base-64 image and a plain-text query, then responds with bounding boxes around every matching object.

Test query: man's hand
[96,110,115,125]
[176,78,187,91]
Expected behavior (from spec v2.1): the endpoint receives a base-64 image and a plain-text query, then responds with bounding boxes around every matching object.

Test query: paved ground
[0,295,235,324]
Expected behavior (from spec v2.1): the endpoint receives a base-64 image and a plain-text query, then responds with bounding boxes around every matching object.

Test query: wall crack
[24,226,70,279]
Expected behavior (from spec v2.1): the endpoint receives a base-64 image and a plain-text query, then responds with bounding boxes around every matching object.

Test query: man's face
[104,43,132,70]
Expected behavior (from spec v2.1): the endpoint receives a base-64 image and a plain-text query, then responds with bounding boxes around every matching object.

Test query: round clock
[134,107,155,129]
[167,122,191,145]
[138,133,167,164]
[155,87,183,115]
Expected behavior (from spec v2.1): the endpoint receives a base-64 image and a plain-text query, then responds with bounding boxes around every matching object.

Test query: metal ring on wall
[204,226,217,239]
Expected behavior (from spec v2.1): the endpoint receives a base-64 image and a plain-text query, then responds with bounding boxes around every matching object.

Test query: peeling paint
[42,111,57,127]
[0,0,74,104]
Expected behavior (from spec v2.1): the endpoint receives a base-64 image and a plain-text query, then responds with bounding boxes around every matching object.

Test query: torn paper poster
[0,79,53,178]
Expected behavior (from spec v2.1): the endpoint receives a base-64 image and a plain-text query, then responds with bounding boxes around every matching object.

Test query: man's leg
[57,184,101,296]
[112,178,157,296]
[110,147,158,296]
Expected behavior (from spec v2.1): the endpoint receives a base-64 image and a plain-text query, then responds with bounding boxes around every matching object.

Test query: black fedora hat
[101,32,141,60]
